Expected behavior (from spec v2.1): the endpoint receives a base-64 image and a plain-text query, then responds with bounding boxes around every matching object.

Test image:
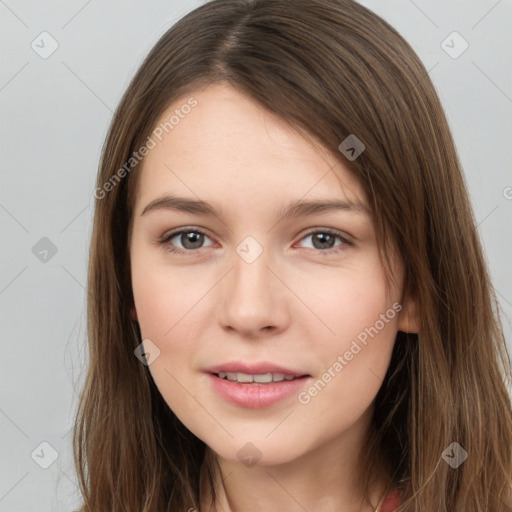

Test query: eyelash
[157,227,352,256]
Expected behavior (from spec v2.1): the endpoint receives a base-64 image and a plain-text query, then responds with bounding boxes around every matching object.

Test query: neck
[199,407,390,512]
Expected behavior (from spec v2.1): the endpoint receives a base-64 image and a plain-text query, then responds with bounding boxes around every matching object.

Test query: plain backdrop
[1,1,511,510]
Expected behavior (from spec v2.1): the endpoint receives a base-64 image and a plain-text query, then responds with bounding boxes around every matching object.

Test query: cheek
[131,262,208,418]
[290,297,398,450]
[131,243,209,342]
[301,259,399,343]
[130,246,201,391]
[296,261,400,399]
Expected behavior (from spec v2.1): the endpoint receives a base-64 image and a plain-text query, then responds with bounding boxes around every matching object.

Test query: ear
[131,307,138,321]
[397,293,421,333]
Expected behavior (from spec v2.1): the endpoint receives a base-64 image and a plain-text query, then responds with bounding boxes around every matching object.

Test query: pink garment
[379,489,401,512]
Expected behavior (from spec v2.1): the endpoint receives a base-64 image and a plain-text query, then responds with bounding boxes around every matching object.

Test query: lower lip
[207,373,310,409]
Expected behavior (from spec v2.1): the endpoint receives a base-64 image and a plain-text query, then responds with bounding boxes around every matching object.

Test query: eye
[296,229,351,254]
[158,228,214,254]
[157,227,352,256]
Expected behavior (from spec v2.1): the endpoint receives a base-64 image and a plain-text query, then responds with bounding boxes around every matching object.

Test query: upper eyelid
[162,226,213,241]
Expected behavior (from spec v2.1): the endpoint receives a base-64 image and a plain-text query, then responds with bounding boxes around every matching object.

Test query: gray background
[1,1,511,510]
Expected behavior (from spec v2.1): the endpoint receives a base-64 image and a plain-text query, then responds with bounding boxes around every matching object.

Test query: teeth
[236,372,253,383]
[253,373,273,383]
[217,371,299,383]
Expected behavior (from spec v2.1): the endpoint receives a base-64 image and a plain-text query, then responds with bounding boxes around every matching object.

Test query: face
[129,82,413,467]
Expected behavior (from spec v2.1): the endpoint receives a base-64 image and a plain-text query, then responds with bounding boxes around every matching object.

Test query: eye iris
[312,233,335,250]
[181,232,204,249]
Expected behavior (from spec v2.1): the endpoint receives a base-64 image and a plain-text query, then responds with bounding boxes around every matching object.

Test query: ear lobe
[397,294,421,333]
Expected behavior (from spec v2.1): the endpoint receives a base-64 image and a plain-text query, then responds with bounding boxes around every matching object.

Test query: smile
[207,373,311,408]
[217,371,299,383]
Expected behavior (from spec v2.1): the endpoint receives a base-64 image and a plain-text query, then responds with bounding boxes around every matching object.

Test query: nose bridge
[218,237,288,334]
[235,239,271,287]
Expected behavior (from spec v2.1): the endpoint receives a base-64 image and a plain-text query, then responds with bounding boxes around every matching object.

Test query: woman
[74,0,512,510]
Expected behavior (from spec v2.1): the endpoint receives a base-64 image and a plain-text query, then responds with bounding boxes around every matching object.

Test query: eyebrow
[140,194,369,219]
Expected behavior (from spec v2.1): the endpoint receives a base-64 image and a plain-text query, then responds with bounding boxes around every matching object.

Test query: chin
[205,436,305,469]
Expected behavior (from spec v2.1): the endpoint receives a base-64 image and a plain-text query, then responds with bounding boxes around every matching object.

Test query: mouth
[204,362,311,408]
[204,361,310,383]
[212,371,308,384]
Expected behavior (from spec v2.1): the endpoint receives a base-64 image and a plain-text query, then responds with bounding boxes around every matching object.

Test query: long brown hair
[74,0,512,510]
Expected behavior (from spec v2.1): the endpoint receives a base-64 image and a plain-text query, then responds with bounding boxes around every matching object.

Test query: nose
[217,246,290,338]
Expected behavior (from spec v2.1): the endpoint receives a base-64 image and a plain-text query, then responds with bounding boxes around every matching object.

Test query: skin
[129,82,419,512]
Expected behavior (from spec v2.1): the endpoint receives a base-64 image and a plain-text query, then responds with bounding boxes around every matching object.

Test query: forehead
[133,82,366,215]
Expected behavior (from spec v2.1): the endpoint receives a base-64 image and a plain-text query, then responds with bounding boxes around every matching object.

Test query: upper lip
[204,361,309,377]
